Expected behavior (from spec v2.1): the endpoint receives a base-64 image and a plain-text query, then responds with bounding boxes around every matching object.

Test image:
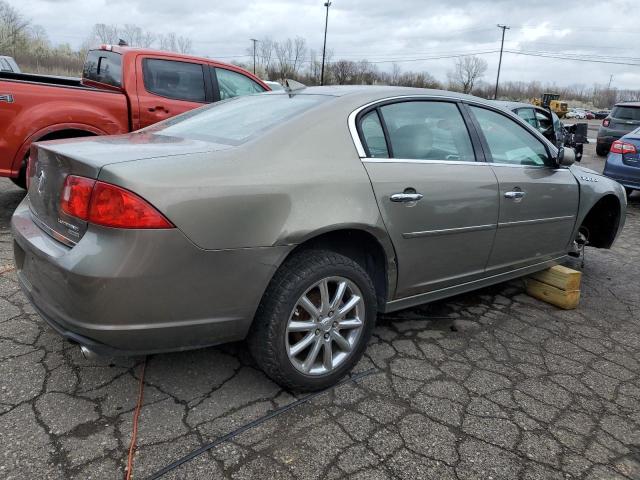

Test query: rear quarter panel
[98,99,391,253]
[0,79,129,176]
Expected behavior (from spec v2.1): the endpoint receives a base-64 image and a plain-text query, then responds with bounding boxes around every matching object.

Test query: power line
[504,49,640,67]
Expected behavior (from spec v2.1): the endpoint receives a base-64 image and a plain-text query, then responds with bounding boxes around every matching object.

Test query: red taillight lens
[60,175,173,229]
[602,119,610,127]
[610,140,637,155]
[60,175,96,220]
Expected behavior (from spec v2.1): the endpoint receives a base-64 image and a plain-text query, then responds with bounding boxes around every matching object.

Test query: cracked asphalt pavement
[1,143,639,479]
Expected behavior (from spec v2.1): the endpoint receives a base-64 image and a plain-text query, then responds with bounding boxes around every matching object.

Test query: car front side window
[378,101,475,161]
[470,106,550,167]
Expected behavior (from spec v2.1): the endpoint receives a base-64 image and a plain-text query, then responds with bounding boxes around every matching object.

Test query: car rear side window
[612,106,640,121]
[83,50,122,87]
[378,101,475,161]
[360,110,389,158]
[143,59,206,102]
[470,106,550,167]
[215,68,265,100]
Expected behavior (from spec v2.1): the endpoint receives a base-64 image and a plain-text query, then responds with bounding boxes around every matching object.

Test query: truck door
[135,56,213,129]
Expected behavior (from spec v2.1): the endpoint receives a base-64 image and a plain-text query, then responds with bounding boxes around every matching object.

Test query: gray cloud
[15,0,640,88]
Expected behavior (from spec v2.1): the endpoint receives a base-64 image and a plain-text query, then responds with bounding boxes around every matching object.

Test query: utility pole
[320,1,332,86]
[250,38,258,75]
[494,24,510,100]
[608,74,613,90]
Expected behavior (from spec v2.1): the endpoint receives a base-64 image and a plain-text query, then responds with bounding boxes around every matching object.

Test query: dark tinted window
[379,101,475,161]
[83,50,122,87]
[143,59,205,102]
[215,68,265,99]
[612,106,640,121]
[471,106,549,166]
[151,94,327,145]
[360,110,389,158]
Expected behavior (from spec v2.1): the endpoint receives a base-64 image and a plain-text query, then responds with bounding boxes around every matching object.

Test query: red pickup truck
[0,45,269,187]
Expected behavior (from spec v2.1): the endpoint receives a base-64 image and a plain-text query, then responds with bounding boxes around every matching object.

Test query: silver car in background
[12,86,626,390]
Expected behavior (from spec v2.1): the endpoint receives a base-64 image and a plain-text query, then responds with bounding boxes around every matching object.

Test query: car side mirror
[556,147,576,167]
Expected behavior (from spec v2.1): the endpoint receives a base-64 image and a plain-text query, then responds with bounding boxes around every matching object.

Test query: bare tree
[448,55,488,94]
[91,23,119,45]
[176,35,192,54]
[0,1,30,55]
[331,60,357,84]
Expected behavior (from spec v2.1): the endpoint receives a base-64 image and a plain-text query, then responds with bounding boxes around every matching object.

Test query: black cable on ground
[145,368,377,480]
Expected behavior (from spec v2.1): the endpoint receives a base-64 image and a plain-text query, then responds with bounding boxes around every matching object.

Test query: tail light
[610,140,637,155]
[602,119,610,127]
[60,175,173,229]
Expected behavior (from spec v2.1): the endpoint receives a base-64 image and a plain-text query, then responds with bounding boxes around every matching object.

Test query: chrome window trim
[348,94,559,163]
[347,94,465,159]
[362,158,487,166]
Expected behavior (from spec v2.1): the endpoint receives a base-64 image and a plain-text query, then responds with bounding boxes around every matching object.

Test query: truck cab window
[143,59,206,103]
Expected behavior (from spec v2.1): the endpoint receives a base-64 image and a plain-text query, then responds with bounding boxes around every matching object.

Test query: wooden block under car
[525,265,582,310]
[529,265,582,291]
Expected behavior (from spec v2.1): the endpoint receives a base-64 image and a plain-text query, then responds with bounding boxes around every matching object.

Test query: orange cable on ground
[125,357,147,480]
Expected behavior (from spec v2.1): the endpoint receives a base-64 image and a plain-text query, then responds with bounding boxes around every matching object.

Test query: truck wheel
[596,145,609,157]
[248,249,377,391]
[625,188,634,198]
[9,156,27,189]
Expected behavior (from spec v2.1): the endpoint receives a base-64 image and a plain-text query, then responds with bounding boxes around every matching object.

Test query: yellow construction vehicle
[530,93,569,118]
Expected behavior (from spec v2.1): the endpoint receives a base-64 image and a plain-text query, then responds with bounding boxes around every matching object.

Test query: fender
[11,122,111,175]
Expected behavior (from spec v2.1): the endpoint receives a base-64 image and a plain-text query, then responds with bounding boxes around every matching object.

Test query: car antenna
[118,39,129,46]
[283,79,306,95]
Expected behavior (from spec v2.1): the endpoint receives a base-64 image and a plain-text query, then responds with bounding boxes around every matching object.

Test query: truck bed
[0,71,87,89]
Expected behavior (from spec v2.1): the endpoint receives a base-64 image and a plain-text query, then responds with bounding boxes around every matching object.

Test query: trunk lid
[27,132,230,245]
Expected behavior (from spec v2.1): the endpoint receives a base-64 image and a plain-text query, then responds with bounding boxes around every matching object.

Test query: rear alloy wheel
[249,250,376,391]
[9,155,28,189]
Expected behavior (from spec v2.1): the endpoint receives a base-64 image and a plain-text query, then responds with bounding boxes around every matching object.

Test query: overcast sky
[16,0,640,89]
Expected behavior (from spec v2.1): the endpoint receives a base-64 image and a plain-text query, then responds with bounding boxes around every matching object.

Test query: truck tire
[248,249,377,391]
[9,156,27,189]
[596,145,609,157]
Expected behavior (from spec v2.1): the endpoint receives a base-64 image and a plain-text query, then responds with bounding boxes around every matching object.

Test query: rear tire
[248,249,377,391]
[596,145,609,157]
[9,155,27,189]
[625,187,634,198]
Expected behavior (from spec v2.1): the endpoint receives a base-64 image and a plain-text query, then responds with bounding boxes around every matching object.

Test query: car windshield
[150,93,329,145]
[612,106,640,120]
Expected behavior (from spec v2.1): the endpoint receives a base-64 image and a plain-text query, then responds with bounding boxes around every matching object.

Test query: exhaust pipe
[80,345,99,360]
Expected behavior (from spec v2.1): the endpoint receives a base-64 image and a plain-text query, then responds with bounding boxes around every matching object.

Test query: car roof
[614,102,640,107]
[493,100,537,111]
[271,85,499,106]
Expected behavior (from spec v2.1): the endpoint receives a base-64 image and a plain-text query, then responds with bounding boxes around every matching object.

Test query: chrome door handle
[390,193,423,202]
[504,191,526,200]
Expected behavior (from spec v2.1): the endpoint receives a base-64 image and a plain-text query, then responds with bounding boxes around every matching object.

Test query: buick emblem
[37,170,46,193]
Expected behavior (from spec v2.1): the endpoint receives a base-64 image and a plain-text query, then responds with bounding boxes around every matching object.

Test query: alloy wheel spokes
[285,276,365,376]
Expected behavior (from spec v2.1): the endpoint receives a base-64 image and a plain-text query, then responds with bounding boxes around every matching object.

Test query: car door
[358,99,500,299]
[467,105,579,272]
[136,57,212,128]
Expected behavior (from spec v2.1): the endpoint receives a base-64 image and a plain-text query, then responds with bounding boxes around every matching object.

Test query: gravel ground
[0,142,639,480]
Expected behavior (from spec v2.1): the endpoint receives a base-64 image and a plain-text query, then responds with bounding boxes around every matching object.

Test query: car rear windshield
[612,106,640,120]
[150,93,329,145]
[83,50,122,88]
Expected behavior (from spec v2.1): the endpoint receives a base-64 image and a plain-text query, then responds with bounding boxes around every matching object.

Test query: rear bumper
[603,154,640,190]
[11,198,291,354]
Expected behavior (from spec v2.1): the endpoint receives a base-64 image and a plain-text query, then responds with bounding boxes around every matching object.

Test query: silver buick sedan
[12,86,626,390]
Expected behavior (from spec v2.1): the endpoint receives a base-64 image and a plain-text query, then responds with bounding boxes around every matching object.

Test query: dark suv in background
[597,102,640,156]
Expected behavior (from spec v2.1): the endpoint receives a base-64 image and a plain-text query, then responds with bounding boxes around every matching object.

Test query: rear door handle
[148,105,169,113]
[390,192,423,203]
[504,191,526,200]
